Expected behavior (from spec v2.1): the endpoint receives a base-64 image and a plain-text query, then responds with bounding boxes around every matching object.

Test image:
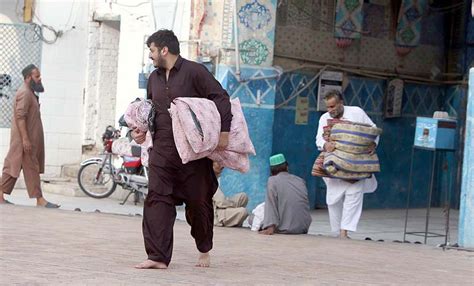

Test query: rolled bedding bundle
[322,121,382,180]
[323,149,380,174]
[329,123,382,147]
[311,152,328,177]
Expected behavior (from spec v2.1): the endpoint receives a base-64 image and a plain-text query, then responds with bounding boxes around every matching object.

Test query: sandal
[43,202,60,208]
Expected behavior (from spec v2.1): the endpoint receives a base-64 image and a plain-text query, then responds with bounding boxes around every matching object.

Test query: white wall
[83,18,121,147]
[1,0,194,177]
[35,0,90,176]
[0,0,90,177]
[0,0,20,171]
[0,127,10,174]
[112,0,191,124]
[114,9,153,124]
[0,0,18,21]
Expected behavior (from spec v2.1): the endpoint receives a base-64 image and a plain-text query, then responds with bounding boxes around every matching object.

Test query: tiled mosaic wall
[206,0,467,211]
[197,0,277,67]
[274,0,445,75]
[216,63,466,210]
[273,71,466,209]
[234,0,277,66]
[217,64,279,210]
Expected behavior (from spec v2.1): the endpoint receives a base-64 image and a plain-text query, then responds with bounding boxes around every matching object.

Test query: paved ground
[1,196,473,285]
[4,188,460,246]
[0,205,474,285]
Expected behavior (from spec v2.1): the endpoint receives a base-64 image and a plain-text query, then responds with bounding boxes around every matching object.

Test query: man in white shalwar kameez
[315,90,379,239]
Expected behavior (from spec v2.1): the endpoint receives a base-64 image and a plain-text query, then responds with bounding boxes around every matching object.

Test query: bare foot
[134,259,168,269]
[196,252,210,267]
[259,225,275,235]
[339,229,350,239]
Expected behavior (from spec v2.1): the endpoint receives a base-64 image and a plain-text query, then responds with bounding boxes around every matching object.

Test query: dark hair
[146,29,180,55]
[270,162,288,176]
[22,64,38,79]
[324,90,344,102]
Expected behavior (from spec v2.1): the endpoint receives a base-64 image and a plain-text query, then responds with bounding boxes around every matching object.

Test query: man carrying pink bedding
[133,29,232,269]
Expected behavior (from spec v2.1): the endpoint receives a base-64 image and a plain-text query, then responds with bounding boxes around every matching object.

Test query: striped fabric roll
[320,121,382,181]
[330,123,382,146]
[324,149,380,174]
[311,153,328,177]
[334,141,370,154]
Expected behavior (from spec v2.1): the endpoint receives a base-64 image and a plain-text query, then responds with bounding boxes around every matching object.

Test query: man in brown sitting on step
[212,162,249,228]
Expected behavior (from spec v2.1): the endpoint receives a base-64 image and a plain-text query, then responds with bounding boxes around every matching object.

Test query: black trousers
[143,156,217,266]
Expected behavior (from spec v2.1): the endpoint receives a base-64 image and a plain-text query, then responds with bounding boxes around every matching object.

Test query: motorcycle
[77,125,148,205]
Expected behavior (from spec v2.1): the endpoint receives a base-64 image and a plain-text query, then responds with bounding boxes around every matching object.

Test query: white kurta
[315,106,379,232]
[250,202,265,231]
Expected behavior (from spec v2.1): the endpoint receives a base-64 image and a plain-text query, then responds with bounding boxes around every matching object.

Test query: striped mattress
[312,121,382,180]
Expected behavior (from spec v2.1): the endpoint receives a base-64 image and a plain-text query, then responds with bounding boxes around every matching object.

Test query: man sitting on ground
[212,162,249,227]
[259,154,312,235]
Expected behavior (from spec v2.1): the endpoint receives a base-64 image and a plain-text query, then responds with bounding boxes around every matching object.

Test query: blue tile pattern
[238,0,272,31]
[216,65,467,210]
[275,72,318,108]
[217,64,278,106]
[444,85,466,118]
[276,72,443,117]
[273,71,466,209]
[458,69,474,247]
[216,64,278,210]
[235,0,277,67]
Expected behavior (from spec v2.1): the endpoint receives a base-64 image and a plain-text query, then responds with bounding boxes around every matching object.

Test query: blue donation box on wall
[414,117,457,150]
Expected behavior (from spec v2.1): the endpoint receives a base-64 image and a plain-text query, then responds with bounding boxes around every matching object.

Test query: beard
[153,54,166,69]
[30,80,45,93]
[329,106,344,118]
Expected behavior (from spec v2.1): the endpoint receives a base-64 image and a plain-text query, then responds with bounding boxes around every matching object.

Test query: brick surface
[1,205,472,285]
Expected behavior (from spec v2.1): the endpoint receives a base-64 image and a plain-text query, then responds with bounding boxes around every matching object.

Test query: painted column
[217,65,278,210]
[217,0,279,210]
[459,68,474,248]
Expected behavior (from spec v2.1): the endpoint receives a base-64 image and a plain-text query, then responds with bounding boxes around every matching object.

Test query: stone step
[41,176,73,183]
[61,163,81,179]
[41,175,141,203]
[41,179,86,197]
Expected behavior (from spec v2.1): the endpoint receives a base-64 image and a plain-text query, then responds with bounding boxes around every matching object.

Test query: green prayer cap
[269,153,286,166]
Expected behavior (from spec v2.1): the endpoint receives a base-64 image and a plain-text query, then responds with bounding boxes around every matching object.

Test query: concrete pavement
[1,202,473,285]
[4,188,460,246]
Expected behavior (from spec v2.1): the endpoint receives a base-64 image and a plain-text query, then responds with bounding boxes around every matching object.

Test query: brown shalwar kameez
[1,83,44,198]
[144,56,232,266]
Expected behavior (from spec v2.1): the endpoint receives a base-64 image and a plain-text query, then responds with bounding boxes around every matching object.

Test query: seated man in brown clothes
[212,162,248,227]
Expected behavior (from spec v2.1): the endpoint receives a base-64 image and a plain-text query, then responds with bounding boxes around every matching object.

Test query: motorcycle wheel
[77,161,117,198]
